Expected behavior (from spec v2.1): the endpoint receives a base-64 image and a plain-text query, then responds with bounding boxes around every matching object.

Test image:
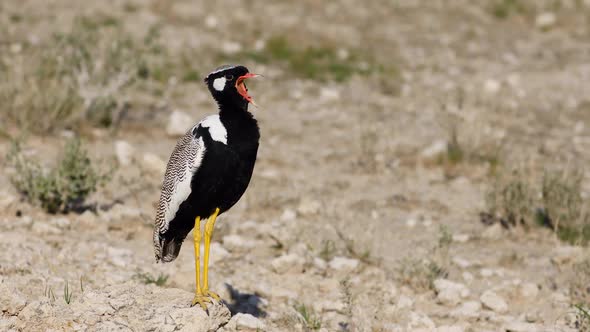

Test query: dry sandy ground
[1,0,590,331]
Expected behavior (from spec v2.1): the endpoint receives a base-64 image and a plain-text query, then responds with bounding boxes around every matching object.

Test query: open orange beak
[236,73,260,107]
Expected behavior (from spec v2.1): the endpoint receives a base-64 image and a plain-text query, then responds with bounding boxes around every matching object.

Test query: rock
[433,279,470,306]
[519,283,539,299]
[503,321,540,332]
[312,257,327,271]
[209,242,230,266]
[420,140,447,160]
[280,208,297,222]
[328,256,359,272]
[313,299,345,313]
[319,87,340,102]
[462,271,474,283]
[114,140,135,166]
[31,221,61,235]
[480,290,508,313]
[396,294,414,309]
[482,223,504,240]
[224,313,265,330]
[297,199,322,215]
[452,233,470,243]
[0,284,27,314]
[49,217,71,229]
[106,247,133,268]
[142,153,167,174]
[271,254,305,274]
[535,12,556,29]
[407,311,435,329]
[484,79,501,94]
[452,257,472,269]
[166,111,192,137]
[437,326,465,332]
[450,301,481,319]
[222,235,255,252]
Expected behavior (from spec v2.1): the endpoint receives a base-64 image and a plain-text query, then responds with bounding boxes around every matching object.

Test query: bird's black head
[204,65,259,109]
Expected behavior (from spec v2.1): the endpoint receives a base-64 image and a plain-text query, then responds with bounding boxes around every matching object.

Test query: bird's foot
[191,294,212,311]
[203,289,221,301]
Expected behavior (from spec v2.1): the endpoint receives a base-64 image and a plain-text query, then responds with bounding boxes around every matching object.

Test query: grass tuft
[6,138,111,214]
[294,302,322,331]
[134,272,169,286]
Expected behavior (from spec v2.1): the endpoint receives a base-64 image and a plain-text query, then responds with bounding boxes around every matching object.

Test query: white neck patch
[200,114,228,144]
[213,77,226,91]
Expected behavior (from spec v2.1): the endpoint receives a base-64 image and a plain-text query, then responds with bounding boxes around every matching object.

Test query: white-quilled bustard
[153,65,260,309]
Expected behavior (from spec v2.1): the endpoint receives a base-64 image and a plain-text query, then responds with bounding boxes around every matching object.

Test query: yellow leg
[191,216,211,310]
[203,208,220,301]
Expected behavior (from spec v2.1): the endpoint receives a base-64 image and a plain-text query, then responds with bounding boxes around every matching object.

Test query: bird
[153,65,261,310]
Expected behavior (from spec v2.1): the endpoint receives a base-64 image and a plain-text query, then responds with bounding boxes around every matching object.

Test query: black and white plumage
[153,65,260,264]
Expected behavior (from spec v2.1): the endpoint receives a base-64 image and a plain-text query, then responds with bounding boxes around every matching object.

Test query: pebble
[328,256,359,272]
[230,313,265,330]
[437,326,465,332]
[408,311,435,329]
[114,140,134,166]
[280,209,297,222]
[209,242,230,265]
[420,140,447,160]
[433,279,470,306]
[450,301,481,319]
[31,221,61,235]
[271,254,305,274]
[519,283,539,299]
[503,321,540,332]
[452,234,470,243]
[396,294,414,309]
[480,290,508,313]
[452,257,472,269]
[312,257,327,271]
[166,111,192,137]
[484,79,501,94]
[297,199,322,215]
[222,235,255,251]
[535,12,556,29]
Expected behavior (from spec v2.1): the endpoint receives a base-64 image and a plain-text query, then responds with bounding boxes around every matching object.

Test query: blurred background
[0,0,589,331]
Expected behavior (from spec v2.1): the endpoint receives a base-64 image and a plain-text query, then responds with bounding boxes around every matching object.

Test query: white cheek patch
[213,77,226,91]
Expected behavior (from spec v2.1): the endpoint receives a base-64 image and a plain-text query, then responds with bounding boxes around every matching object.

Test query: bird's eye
[225,75,234,80]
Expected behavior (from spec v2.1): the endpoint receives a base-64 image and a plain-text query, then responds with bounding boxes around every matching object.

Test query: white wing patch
[213,77,226,91]
[163,137,205,226]
[200,114,228,144]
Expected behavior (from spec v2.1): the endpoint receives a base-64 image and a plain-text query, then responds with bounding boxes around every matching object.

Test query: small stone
[209,242,230,266]
[535,12,556,29]
[480,268,494,277]
[452,234,470,243]
[396,294,414,309]
[462,271,474,283]
[437,325,465,332]
[280,209,297,222]
[480,290,508,313]
[503,321,540,332]
[205,15,218,28]
[482,223,504,240]
[114,140,135,166]
[49,217,71,229]
[452,257,472,269]
[328,256,359,272]
[484,79,501,94]
[222,235,255,251]
[519,283,539,299]
[271,254,305,274]
[141,153,166,174]
[420,140,447,160]
[319,87,340,101]
[0,284,27,314]
[166,111,192,137]
[408,311,435,329]
[32,221,61,235]
[313,257,327,271]
[297,199,322,215]
[434,279,470,306]
[405,218,417,228]
[231,313,265,330]
[450,301,481,319]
